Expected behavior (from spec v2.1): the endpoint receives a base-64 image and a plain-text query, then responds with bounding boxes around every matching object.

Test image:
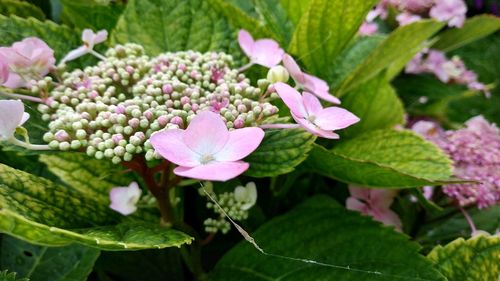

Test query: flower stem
[9,138,51,150]
[259,123,301,129]
[458,205,477,234]
[90,50,107,61]
[237,62,254,73]
[0,91,44,103]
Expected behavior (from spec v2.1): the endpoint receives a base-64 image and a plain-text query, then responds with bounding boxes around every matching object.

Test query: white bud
[266,65,289,84]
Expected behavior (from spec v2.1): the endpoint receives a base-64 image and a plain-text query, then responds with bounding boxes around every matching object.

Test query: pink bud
[112,134,124,143]
[144,110,154,120]
[234,119,245,129]
[55,130,69,141]
[115,105,125,114]
[162,84,173,94]
[125,66,134,74]
[190,70,198,78]
[178,63,186,71]
[128,118,140,128]
[88,90,99,99]
[158,115,169,126]
[134,132,145,141]
[180,96,190,105]
[171,116,184,127]
[191,104,199,112]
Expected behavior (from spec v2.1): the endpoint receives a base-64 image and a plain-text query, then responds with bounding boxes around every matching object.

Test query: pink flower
[399,0,434,13]
[60,29,108,64]
[150,111,265,181]
[274,82,359,139]
[0,37,55,88]
[346,185,402,230]
[0,58,8,84]
[109,182,142,215]
[0,100,30,140]
[396,12,422,26]
[430,0,467,27]
[238,30,284,68]
[282,54,341,104]
[358,22,379,36]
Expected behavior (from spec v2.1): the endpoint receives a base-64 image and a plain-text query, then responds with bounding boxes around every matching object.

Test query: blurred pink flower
[109,182,142,215]
[359,22,379,36]
[274,82,359,139]
[398,0,434,13]
[60,29,108,64]
[430,0,467,27]
[238,29,284,68]
[346,185,402,231]
[0,37,55,88]
[0,100,30,140]
[282,54,341,104]
[396,12,422,25]
[151,111,265,181]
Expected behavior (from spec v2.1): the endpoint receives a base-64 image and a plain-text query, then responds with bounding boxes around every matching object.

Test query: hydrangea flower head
[151,111,265,181]
[0,37,55,88]
[109,182,142,215]
[429,0,467,27]
[0,100,30,140]
[238,30,284,68]
[274,82,359,139]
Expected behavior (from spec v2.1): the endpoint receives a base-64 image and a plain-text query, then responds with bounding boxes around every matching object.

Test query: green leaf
[0,14,79,61]
[340,74,404,138]
[1,235,99,281]
[289,0,377,74]
[337,20,445,95]
[305,130,454,188]
[60,0,125,31]
[111,0,235,56]
[279,0,311,26]
[210,195,446,281]
[432,15,500,52]
[427,234,500,281]
[252,0,294,45]
[0,0,45,20]
[0,270,28,281]
[39,153,134,205]
[0,163,192,250]
[245,129,316,177]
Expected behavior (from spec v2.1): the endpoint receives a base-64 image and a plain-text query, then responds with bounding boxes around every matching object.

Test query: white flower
[109,182,142,215]
[60,29,108,64]
[0,100,29,140]
[234,182,257,211]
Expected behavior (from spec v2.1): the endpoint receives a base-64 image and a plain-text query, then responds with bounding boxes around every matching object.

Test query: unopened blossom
[0,100,30,140]
[429,0,467,27]
[234,182,257,210]
[60,29,108,64]
[274,82,359,139]
[238,29,284,68]
[0,37,55,88]
[282,54,341,104]
[151,111,265,181]
[109,182,142,215]
[266,65,289,84]
[346,185,402,230]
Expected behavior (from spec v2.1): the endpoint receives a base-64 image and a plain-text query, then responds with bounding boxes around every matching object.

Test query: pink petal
[370,189,398,209]
[109,182,142,216]
[94,30,108,44]
[314,107,360,131]
[348,185,371,201]
[2,73,26,89]
[274,82,307,118]
[150,129,201,167]
[183,111,229,156]
[60,46,89,64]
[238,30,254,58]
[0,58,8,85]
[251,39,284,68]
[174,161,250,181]
[302,92,323,116]
[303,74,341,104]
[373,208,402,230]
[20,112,30,126]
[81,29,94,44]
[0,100,26,139]
[215,127,265,161]
[346,197,368,214]
[292,112,340,139]
[282,54,306,85]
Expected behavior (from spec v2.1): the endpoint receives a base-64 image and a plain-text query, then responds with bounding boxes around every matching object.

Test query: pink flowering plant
[0,1,498,280]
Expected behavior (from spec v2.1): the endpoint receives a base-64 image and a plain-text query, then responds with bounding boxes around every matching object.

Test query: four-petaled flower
[274,82,359,139]
[60,29,108,64]
[109,182,142,215]
[0,100,30,141]
[151,111,265,181]
[346,185,402,231]
[0,37,55,88]
[238,30,284,68]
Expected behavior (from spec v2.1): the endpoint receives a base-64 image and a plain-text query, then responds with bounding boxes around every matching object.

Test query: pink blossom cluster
[360,0,467,36]
[413,117,500,209]
[406,49,490,96]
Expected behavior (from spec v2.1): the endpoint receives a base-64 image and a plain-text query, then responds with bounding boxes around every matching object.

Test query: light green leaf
[1,235,99,281]
[0,0,45,20]
[244,129,316,177]
[305,130,454,188]
[427,234,500,281]
[39,153,134,205]
[253,0,294,45]
[289,0,377,74]
[0,270,28,281]
[60,0,125,31]
[111,0,235,55]
[432,15,500,52]
[340,74,405,138]
[279,0,311,26]
[0,163,192,250]
[337,20,445,95]
[0,14,79,61]
[210,195,446,281]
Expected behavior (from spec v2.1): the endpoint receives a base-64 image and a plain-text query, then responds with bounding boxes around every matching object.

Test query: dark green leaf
[0,270,28,281]
[252,0,294,45]
[245,129,316,177]
[0,0,45,20]
[1,235,99,281]
[305,130,454,188]
[60,0,125,31]
[210,195,446,281]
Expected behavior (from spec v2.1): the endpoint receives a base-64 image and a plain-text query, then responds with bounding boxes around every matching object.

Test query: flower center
[307,115,316,123]
[200,154,215,164]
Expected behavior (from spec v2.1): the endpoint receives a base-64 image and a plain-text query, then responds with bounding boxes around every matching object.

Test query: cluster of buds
[35,43,279,164]
[200,182,257,234]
